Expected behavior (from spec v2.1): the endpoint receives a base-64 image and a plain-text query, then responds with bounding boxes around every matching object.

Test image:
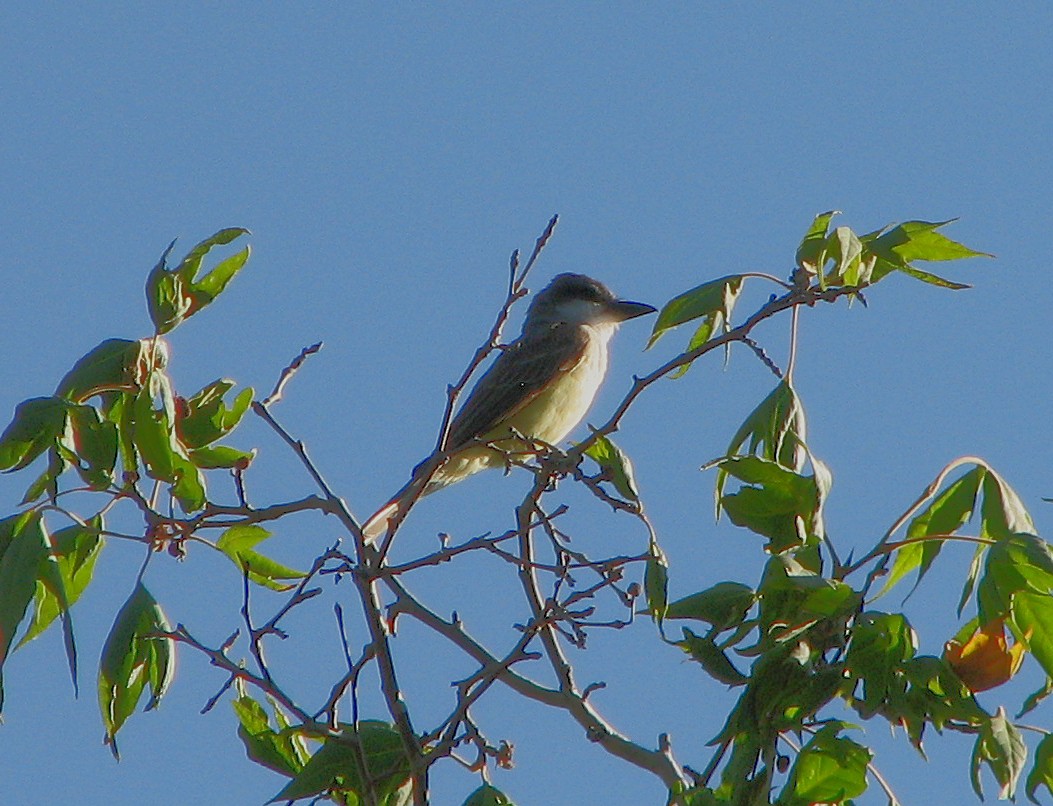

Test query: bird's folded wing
[446,323,588,450]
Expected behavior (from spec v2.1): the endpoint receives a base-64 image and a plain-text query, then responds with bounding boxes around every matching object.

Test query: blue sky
[2,5,1052,804]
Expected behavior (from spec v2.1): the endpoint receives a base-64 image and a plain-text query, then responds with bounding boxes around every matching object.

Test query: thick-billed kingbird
[361,273,656,541]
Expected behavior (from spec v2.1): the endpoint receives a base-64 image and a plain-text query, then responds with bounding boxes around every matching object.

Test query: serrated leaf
[98,582,175,758]
[216,525,306,592]
[583,433,639,501]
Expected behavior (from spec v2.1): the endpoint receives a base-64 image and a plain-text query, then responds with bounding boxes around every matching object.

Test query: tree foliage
[2,215,1051,805]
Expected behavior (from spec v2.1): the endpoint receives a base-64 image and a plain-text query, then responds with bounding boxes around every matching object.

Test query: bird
[361,273,656,542]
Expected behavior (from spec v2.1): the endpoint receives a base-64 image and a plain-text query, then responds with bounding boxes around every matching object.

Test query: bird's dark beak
[609,299,658,322]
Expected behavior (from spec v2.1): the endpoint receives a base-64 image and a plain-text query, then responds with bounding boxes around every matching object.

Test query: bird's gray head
[525,273,656,332]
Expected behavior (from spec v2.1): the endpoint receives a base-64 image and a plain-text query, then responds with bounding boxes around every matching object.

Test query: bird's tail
[360,474,429,543]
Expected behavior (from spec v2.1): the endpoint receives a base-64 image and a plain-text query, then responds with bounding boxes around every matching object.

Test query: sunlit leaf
[971,708,1027,801]
[177,380,254,449]
[98,582,175,758]
[232,684,307,778]
[584,433,640,501]
[878,467,982,599]
[55,339,156,403]
[147,229,250,334]
[0,511,49,709]
[779,723,871,805]
[216,525,306,592]
[944,618,1025,693]
[647,277,744,375]
[795,210,840,272]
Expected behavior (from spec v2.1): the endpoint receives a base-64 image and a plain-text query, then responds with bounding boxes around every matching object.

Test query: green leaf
[980,470,1036,540]
[216,525,307,592]
[876,219,992,263]
[878,467,982,599]
[177,380,254,449]
[583,433,640,501]
[795,211,840,272]
[0,397,68,472]
[678,627,748,686]
[647,275,744,351]
[55,339,156,402]
[147,229,250,334]
[979,534,1053,626]
[665,581,756,630]
[188,444,256,470]
[17,515,104,694]
[269,722,410,804]
[59,404,118,489]
[778,724,871,805]
[1019,677,1053,719]
[98,582,175,758]
[131,387,206,512]
[645,549,669,625]
[232,687,307,778]
[463,784,516,806]
[1026,732,1053,804]
[1013,589,1053,679]
[0,511,49,710]
[715,381,806,517]
[971,708,1027,801]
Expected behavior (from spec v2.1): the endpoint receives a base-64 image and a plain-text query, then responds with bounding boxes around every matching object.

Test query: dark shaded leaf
[1026,732,1053,804]
[678,627,748,686]
[665,581,755,630]
[463,784,516,806]
[0,398,68,472]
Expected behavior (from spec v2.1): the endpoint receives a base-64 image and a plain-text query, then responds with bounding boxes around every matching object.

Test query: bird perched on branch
[361,273,656,542]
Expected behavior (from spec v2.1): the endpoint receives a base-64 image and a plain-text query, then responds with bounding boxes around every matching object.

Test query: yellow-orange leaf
[944,618,1025,693]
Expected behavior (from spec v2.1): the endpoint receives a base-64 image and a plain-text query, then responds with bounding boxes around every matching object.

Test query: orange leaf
[944,618,1025,693]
